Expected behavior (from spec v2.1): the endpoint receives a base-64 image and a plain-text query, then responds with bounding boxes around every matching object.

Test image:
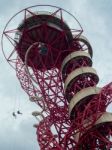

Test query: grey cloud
[0,117,39,150]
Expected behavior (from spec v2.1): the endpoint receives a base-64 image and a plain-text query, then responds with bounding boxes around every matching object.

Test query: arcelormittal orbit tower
[2,5,112,150]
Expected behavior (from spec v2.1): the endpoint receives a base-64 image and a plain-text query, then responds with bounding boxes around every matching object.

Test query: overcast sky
[0,0,112,150]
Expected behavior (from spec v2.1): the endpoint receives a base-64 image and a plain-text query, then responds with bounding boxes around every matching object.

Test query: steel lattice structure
[1,5,112,150]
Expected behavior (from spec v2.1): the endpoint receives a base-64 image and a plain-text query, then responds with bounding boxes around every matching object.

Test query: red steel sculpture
[2,5,112,150]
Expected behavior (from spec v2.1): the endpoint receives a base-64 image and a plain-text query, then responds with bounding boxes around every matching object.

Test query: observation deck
[15,11,75,70]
